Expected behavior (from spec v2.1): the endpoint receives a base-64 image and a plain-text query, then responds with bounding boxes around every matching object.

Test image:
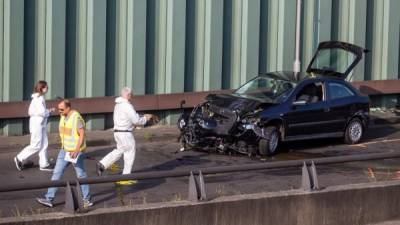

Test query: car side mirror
[180,100,186,108]
[292,100,307,106]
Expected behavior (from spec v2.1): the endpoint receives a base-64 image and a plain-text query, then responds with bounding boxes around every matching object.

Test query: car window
[328,82,354,100]
[309,48,357,74]
[235,76,296,102]
[295,82,324,104]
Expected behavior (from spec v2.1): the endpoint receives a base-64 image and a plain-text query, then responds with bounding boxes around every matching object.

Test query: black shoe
[14,157,23,171]
[96,162,105,176]
[36,198,53,208]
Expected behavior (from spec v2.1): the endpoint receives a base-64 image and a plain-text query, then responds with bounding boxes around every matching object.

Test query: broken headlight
[241,116,260,130]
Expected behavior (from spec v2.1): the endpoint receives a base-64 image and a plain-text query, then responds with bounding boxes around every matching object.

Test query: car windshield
[309,48,357,74]
[234,76,296,102]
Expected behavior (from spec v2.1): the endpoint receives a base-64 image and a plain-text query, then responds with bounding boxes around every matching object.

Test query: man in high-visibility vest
[36,99,93,208]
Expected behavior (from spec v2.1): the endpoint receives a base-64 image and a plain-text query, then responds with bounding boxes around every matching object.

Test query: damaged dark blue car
[178,41,370,156]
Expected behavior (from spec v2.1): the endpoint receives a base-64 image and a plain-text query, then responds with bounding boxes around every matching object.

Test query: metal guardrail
[2,151,400,194]
[0,79,400,120]
[0,90,232,119]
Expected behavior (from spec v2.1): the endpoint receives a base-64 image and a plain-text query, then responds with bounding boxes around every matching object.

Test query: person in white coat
[14,81,55,171]
[97,87,154,178]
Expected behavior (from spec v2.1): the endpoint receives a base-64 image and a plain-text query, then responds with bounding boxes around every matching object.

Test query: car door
[325,81,357,132]
[283,81,331,137]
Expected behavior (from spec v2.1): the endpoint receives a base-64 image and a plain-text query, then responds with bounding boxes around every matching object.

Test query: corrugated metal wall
[1,0,399,135]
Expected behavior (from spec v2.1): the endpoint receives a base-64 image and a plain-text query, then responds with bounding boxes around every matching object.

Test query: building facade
[1,0,399,135]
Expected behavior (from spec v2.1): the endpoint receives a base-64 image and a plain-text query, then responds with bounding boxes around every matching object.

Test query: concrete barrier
[2,180,400,225]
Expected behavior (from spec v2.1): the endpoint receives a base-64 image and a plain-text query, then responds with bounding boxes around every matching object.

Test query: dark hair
[59,99,71,108]
[34,80,48,94]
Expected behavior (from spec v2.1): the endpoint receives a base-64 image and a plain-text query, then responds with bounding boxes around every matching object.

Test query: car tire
[258,126,280,156]
[344,118,363,144]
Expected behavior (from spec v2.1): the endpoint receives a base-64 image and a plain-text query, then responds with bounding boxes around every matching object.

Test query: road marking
[352,138,400,147]
[364,168,400,181]
[353,144,368,148]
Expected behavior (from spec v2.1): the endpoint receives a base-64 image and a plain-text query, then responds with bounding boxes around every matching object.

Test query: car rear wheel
[344,118,363,144]
[258,126,280,156]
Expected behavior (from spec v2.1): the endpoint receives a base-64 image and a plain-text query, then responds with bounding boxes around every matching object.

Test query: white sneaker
[39,165,54,172]
[36,198,53,208]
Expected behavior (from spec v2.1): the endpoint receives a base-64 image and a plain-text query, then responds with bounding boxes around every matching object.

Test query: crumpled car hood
[206,94,266,113]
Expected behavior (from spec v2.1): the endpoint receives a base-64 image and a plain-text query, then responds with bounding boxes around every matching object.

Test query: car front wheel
[344,118,363,144]
[258,126,280,156]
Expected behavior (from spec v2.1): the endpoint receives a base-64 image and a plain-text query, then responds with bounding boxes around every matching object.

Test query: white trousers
[16,125,49,168]
[100,132,136,174]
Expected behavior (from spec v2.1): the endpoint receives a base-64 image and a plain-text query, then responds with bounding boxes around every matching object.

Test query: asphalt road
[1,124,400,218]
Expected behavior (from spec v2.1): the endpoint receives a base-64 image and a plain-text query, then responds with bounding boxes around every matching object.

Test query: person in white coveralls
[14,80,55,171]
[97,87,156,181]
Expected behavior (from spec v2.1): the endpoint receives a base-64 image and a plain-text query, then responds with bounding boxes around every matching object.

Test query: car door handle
[324,107,330,112]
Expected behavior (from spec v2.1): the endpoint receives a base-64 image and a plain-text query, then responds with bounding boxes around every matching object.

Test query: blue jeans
[45,149,90,201]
